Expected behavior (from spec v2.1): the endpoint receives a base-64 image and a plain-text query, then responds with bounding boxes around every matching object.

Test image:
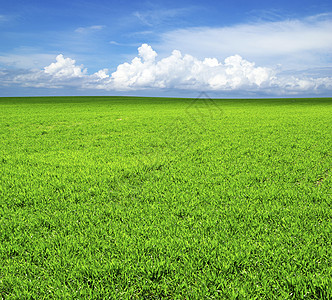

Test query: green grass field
[0,96,331,299]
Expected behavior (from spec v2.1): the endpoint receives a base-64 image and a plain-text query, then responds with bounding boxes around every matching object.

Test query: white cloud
[44,54,87,78]
[10,55,89,89]
[109,44,274,91]
[93,69,109,79]
[133,7,191,26]
[2,44,331,95]
[156,14,332,70]
[75,25,105,33]
[109,41,121,45]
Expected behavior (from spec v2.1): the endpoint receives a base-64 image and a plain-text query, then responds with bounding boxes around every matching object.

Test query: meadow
[0,96,331,299]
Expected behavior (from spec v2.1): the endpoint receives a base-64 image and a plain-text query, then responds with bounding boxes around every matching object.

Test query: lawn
[0,96,331,299]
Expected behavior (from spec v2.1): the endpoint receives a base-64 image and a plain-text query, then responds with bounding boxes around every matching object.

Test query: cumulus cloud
[2,44,332,95]
[109,44,274,91]
[44,54,87,78]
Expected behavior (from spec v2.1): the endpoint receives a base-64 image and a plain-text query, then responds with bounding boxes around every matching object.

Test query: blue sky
[0,0,331,97]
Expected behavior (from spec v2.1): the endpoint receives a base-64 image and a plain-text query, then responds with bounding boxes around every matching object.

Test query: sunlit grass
[0,96,331,299]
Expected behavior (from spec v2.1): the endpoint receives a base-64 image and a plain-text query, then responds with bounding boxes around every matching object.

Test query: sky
[0,0,332,97]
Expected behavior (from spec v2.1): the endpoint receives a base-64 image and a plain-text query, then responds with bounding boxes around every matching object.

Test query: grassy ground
[0,96,331,299]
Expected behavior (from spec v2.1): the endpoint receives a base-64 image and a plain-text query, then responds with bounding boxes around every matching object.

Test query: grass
[0,96,331,299]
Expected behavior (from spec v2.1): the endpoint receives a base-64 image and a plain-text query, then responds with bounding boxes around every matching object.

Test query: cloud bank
[2,44,332,95]
[157,14,332,70]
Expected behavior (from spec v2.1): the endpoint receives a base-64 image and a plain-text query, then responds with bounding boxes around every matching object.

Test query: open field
[0,96,331,299]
